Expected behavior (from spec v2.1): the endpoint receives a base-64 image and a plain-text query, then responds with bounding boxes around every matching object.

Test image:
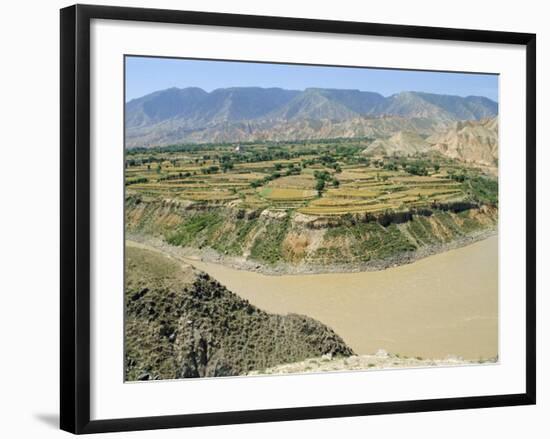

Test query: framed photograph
[60,4,536,434]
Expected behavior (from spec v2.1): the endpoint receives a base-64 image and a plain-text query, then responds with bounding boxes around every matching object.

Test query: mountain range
[125,87,498,148]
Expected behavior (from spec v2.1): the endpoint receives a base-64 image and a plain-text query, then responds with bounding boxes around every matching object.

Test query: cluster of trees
[375,157,441,177]
[249,150,301,162]
[383,162,399,171]
[404,163,430,176]
[126,143,226,155]
[201,166,220,175]
[221,162,234,172]
[249,163,303,189]
[466,176,498,204]
[125,156,164,168]
[313,170,339,194]
[448,170,467,182]
[250,172,281,188]
[125,177,148,186]
[361,155,444,176]
[157,172,192,181]
[283,163,301,176]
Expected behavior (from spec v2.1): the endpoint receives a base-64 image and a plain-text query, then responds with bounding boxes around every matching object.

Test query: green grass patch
[165,212,223,246]
[211,218,258,256]
[322,221,415,262]
[250,216,290,264]
[464,176,498,205]
[407,216,438,246]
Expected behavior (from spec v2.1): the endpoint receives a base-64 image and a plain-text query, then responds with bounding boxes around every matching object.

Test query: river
[182,236,498,360]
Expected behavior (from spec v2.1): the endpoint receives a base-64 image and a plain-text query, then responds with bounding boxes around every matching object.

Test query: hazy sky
[125,56,499,102]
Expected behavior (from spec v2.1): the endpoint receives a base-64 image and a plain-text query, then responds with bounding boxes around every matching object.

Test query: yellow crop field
[178,191,239,202]
[125,139,495,220]
[209,172,267,181]
[325,188,381,198]
[268,175,317,189]
[259,187,317,201]
[338,170,376,181]
[392,176,450,184]
[308,198,376,207]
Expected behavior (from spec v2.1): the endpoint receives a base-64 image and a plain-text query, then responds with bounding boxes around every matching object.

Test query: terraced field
[126,141,494,214]
[125,140,498,269]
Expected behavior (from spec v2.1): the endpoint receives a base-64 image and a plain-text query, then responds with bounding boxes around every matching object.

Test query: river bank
[126,227,497,276]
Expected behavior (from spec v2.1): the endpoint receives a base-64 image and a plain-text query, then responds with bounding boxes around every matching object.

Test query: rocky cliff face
[125,245,353,380]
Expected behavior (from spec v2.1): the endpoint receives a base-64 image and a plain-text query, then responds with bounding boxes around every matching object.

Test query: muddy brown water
[180,236,498,360]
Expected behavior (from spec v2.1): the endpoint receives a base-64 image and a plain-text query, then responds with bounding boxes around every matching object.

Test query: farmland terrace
[125,139,498,273]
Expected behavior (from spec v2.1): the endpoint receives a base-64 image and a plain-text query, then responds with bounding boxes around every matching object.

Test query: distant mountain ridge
[125,86,498,147]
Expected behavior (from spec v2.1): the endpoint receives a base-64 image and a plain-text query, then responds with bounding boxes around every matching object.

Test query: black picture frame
[60,4,536,434]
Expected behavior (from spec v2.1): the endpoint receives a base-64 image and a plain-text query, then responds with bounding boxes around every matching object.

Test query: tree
[316,179,326,192]
[222,162,234,173]
[250,180,262,188]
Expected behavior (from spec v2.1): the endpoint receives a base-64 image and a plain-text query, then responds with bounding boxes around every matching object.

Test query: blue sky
[125,56,499,102]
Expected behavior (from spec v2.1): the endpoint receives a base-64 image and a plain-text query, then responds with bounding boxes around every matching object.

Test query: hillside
[427,118,499,167]
[362,131,431,156]
[126,115,449,148]
[125,245,353,380]
[125,87,498,147]
[360,117,498,169]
